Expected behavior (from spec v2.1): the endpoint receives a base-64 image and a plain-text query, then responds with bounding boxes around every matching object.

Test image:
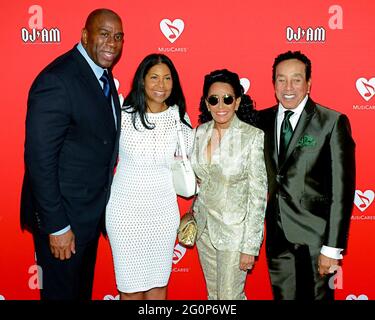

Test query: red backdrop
[0,0,374,300]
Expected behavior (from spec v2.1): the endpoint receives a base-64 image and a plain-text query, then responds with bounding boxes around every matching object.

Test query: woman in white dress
[106,53,193,300]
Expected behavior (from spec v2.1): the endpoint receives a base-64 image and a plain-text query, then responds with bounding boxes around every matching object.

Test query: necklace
[147,102,168,113]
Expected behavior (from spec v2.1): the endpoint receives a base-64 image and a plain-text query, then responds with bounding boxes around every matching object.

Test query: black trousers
[33,232,99,300]
[267,244,335,300]
[266,220,334,300]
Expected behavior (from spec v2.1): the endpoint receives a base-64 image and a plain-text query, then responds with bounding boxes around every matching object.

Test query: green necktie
[279,110,294,163]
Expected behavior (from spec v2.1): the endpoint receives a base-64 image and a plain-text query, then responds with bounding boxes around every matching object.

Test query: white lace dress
[106,105,194,293]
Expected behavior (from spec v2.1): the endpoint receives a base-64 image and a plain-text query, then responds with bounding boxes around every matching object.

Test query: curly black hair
[272,50,312,83]
[198,69,257,126]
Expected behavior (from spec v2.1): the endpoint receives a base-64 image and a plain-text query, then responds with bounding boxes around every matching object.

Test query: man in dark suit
[20,8,124,300]
[258,51,355,300]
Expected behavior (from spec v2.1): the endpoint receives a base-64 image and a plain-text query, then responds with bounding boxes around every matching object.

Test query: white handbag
[171,110,197,198]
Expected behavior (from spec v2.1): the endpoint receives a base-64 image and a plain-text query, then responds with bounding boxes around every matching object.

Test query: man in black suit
[20,8,124,300]
[258,51,355,300]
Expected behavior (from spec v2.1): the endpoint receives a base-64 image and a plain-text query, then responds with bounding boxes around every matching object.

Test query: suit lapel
[107,69,121,169]
[72,47,117,134]
[271,110,279,169]
[279,98,316,171]
[202,121,215,164]
[264,107,278,172]
[108,69,121,132]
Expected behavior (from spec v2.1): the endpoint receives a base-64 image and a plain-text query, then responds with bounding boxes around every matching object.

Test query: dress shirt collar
[277,94,309,120]
[76,42,108,81]
[276,95,309,145]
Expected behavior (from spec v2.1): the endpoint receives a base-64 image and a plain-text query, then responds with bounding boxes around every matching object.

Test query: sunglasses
[206,94,235,106]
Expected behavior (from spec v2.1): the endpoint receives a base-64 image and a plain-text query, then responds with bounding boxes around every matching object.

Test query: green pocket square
[297,135,316,147]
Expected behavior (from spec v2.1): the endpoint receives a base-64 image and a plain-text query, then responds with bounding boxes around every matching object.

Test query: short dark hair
[198,69,256,125]
[85,8,122,30]
[124,53,190,130]
[272,51,312,83]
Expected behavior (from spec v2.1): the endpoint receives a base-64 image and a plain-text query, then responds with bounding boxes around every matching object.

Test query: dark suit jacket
[258,98,355,255]
[21,45,121,245]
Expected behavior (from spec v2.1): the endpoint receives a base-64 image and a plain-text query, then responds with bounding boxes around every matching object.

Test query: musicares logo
[113,78,124,106]
[160,19,184,43]
[354,190,374,212]
[240,78,250,94]
[356,78,375,101]
[346,294,368,300]
[172,243,187,264]
[103,294,119,300]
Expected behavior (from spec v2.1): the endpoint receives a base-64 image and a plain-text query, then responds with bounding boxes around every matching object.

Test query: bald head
[81,8,124,68]
[85,9,122,31]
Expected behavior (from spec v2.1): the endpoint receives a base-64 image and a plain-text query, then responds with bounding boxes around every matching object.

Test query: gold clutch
[177,211,197,247]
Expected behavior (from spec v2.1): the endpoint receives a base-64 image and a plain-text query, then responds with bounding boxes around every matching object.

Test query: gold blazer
[191,115,268,255]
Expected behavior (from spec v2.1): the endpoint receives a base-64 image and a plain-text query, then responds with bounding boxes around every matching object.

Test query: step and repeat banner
[0,0,374,300]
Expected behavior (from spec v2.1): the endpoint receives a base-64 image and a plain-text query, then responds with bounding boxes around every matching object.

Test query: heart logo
[240,78,250,94]
[113,78,124,106]
[354,190,374,212]
[114,78,120,91]
[356,77,375,101]
[172,243,186,264]
[160,19,184,43]
[346,294,368,300]
[103,294,119,300]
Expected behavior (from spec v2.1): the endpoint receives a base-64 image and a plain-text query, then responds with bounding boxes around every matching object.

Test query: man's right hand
[49,229,76,260]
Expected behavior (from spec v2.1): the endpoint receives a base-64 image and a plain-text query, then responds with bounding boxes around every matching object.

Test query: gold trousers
[196,226,247,300]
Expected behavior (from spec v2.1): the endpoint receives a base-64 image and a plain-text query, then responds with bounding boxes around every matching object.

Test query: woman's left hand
[239,253,255,271]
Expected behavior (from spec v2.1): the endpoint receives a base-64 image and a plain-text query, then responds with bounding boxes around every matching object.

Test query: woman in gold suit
[191,69,267,300]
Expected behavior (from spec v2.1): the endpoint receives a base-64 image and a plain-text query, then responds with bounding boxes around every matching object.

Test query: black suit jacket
[21,45,121,245]
[258,98,355,255]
